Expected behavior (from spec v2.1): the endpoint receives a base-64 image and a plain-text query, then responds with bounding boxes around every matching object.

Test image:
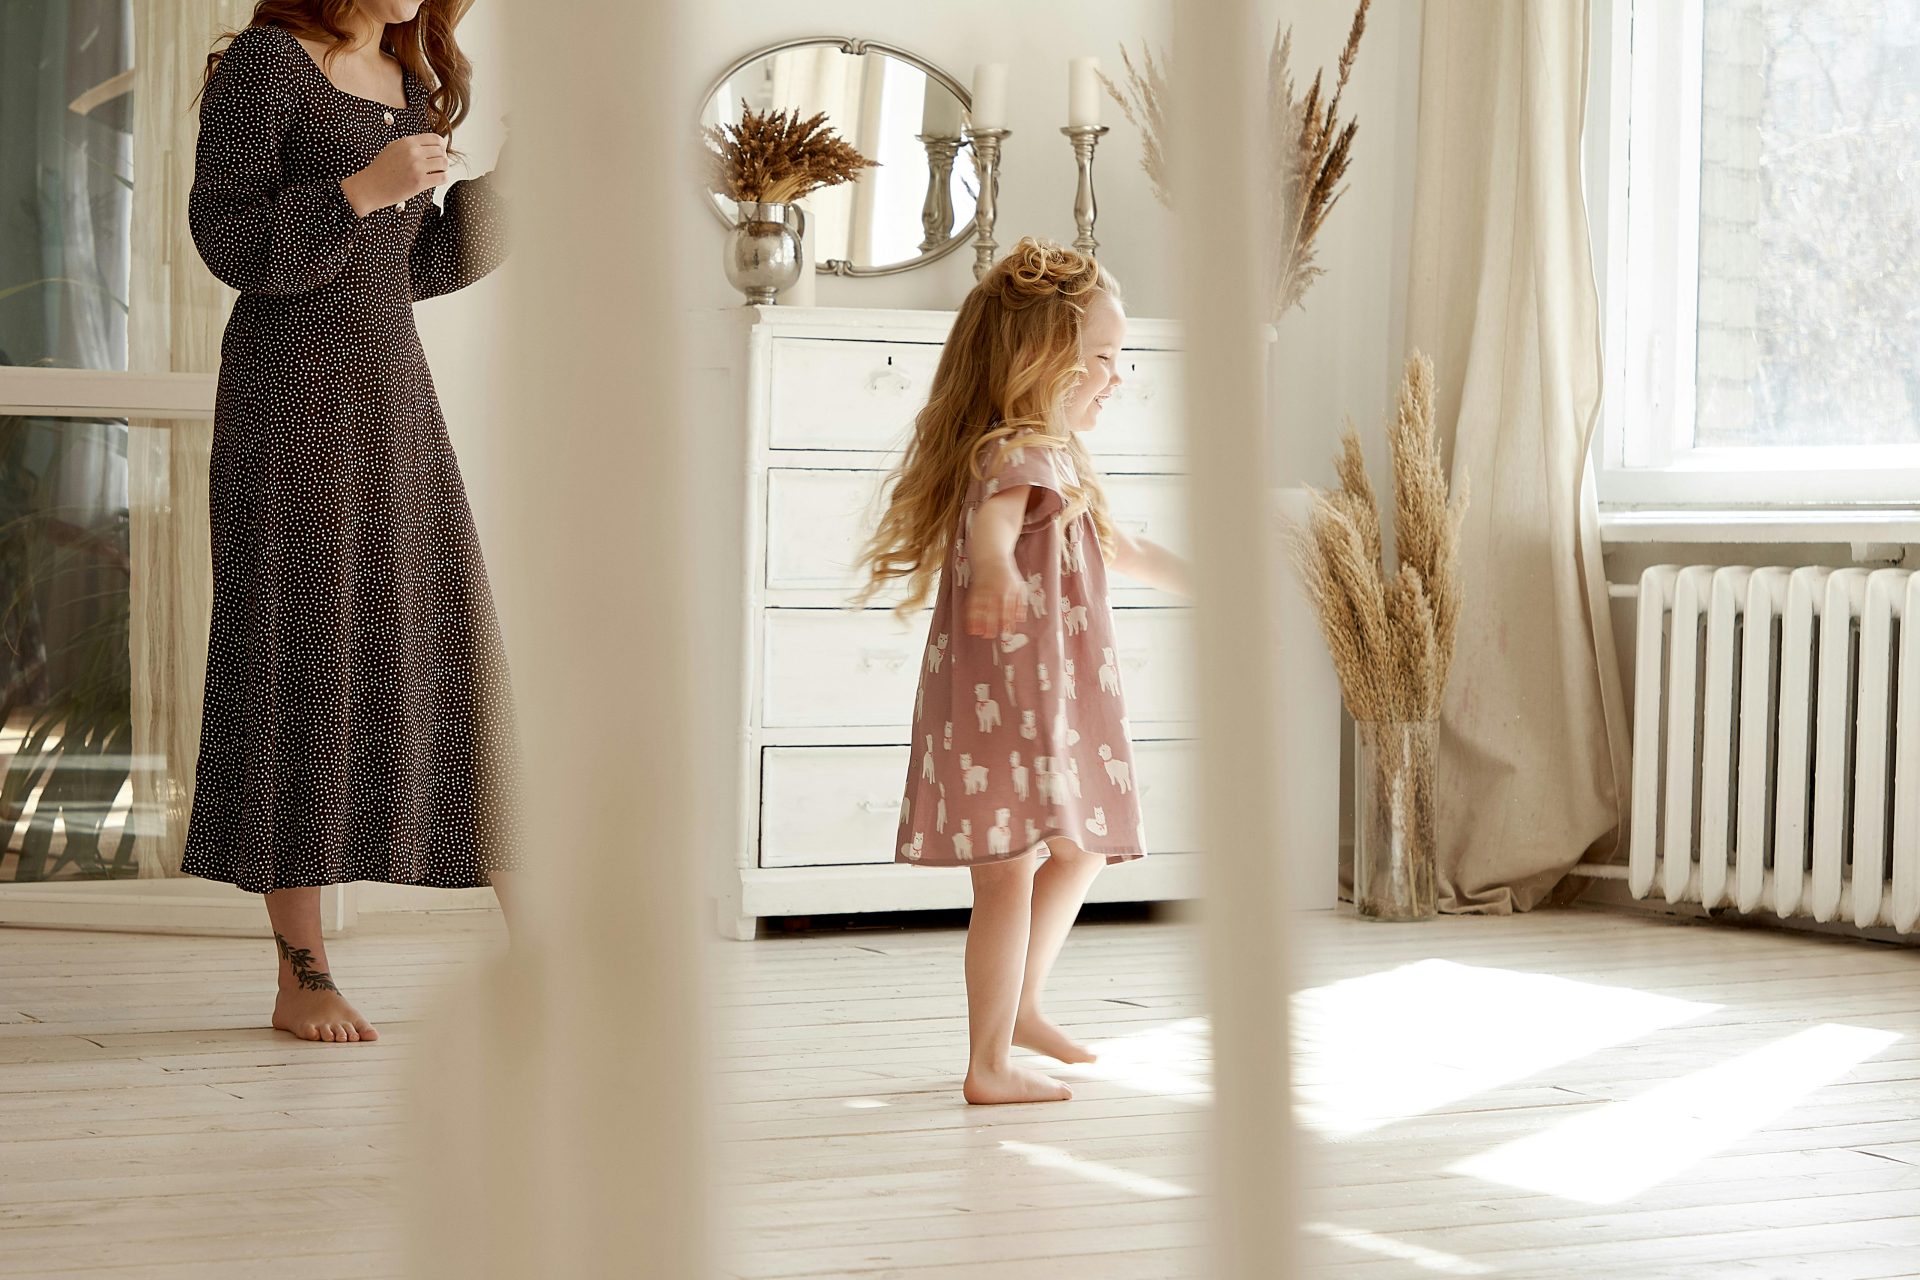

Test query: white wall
[427,2,1424,493]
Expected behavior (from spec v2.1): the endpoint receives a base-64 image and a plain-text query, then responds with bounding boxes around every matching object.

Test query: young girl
[859,238,1191,1104]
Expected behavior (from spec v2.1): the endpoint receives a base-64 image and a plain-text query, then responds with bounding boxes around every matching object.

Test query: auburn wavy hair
[857,237,1123,617]
[200,0,477,146]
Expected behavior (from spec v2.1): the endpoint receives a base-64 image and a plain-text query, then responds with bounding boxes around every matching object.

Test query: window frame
[1591,0,1920,510]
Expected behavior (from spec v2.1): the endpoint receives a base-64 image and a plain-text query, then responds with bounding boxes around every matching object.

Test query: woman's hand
[965,556,1028,639]
[340,134,449,215]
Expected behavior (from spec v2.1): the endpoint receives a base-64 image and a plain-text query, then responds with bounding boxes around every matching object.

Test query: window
[1,3,217,890]
[1594,0,1920,507]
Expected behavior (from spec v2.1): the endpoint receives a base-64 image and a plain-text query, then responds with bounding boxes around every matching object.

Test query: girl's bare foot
[1014,1013,1098,1064]
[272,987,380,1043]
[964,1061,1073,1105]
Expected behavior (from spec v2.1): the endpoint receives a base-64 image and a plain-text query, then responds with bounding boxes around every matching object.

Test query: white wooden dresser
[694,305,1335,940]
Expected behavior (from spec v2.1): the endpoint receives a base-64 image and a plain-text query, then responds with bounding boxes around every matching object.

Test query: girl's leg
[1014,839,1106,1063]
[963,852,1071,1104]
[265,887,379,1043]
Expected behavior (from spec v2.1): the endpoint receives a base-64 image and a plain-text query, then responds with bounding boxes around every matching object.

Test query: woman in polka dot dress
[859,240,1192,1104]
[184,1,522,1043]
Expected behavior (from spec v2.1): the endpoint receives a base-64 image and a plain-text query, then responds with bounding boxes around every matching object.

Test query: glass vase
[1353,719,1439,921]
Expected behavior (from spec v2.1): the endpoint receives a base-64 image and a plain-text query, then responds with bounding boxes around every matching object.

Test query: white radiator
[1631,564,1920,933]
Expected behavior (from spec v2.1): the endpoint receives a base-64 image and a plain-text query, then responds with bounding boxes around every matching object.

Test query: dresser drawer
[1106,609,1198,726]
[766,338,1186,458]
[765,468,1190,594]
[763,608,925,728]
[760,604,1194,731]
[760,746,908,867]
[1088,349,1187,457]
[758,741,1199,868]
[768,339,942,451]
[765,468,887,591]
[1133,738,1201,853]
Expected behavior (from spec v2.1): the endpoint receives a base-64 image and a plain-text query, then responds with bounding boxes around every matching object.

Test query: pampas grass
[702,102,877,206]
[1102,0,1369,321]
[1270,0,1368,319]
[1097,45,1173,211]
[1291,350,1467,725]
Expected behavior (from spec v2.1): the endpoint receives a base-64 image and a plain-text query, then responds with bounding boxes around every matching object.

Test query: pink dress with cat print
[897,434,1144,867]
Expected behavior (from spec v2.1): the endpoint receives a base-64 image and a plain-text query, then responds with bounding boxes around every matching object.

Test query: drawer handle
[1118,517,1151,535]
[867,368,913,395]
[859,648,911,672]
[859,797,904,813]
[1121,650,1152,670]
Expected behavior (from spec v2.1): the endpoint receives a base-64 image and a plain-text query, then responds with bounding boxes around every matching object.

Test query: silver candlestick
[966,127,1010,280]
[916,134,965,252]
[1060,123,1111,257]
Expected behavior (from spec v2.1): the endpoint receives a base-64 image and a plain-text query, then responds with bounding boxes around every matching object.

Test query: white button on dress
[383,110,395,125]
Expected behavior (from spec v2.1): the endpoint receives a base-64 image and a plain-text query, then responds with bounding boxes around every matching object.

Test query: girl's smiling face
[1064,289,1127,433]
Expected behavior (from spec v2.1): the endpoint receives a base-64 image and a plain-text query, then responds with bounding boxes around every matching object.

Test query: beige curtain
[1404,0,1631,912]
[125,1,246,876]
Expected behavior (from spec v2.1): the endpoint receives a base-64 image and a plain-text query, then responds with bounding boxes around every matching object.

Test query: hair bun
[984,236,1099,304]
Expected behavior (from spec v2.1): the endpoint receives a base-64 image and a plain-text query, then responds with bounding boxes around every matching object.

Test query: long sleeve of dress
[409,174,509,301]
[189,25,373,296]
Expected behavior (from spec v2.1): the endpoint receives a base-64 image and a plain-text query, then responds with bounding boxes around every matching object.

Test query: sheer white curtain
[1404,0,1631,912]
[125,0,247,876]
[765,47,887,266]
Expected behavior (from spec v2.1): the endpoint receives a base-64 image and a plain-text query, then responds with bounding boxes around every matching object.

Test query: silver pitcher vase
[725,201,804,305]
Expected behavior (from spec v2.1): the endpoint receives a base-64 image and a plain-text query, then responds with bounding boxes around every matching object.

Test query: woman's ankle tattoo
[274,932,339,992]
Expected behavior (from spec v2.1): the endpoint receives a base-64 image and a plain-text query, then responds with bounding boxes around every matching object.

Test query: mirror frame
[698,37,978,278]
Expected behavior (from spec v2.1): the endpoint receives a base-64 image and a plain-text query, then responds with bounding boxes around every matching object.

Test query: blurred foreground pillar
[407,0,721,1275]
[1172,0,1307,1274]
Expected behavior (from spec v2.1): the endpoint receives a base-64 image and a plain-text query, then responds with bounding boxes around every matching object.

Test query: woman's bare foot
[268,929,378,1042]
[1014,1013,1098,1064]
[964,1061,1074,1105]
[273,987,380,1043]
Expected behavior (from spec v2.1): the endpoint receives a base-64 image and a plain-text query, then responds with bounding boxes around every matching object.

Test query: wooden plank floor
[3,905,1917,1277]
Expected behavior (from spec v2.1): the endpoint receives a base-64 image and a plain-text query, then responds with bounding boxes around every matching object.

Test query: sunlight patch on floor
[1449,1022,1903,1203]
[998,1139,1195,1199]
[1294,960,1718,1136]
[1304,1220,1494,1274]
[1060,1015,1212,1099]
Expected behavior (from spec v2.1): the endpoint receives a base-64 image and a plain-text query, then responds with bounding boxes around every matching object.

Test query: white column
[408,0,720,1274]
[1171,0,1307,1275]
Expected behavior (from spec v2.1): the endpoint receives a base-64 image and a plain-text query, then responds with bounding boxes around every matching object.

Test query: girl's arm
[963,486,1032,638]
[1110,527,1192,599]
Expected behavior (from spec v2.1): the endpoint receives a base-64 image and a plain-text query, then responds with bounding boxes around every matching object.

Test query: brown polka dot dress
[896,435,1145,867]
[180,23,524,893]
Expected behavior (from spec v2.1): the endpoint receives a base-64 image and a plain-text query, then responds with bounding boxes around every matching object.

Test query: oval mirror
[698,38,978,277]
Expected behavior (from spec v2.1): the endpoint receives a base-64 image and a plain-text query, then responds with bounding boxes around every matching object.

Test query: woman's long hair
[857,237,1122,616]
[200,0,477,145]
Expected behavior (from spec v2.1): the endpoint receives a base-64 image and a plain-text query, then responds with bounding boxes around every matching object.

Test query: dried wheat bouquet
[1290,350,1467,725]
[702,102,877,206]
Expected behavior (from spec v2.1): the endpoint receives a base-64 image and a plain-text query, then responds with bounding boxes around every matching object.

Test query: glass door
[0,0,349,933]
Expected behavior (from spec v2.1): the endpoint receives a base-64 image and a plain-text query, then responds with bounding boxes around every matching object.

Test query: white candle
[970,63,1008,131]
[922,74,963,139]
[1068,56,1102,128]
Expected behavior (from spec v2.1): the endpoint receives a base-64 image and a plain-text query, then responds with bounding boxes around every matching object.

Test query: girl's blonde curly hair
[856,237,1122,616]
